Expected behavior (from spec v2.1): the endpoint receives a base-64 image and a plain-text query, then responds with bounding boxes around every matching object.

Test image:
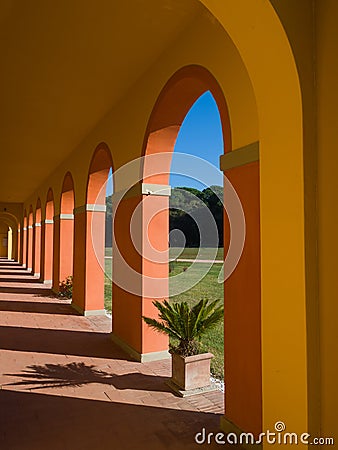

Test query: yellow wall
[200,0,308,439]
[269,0,320,438]
[316,0,338,439]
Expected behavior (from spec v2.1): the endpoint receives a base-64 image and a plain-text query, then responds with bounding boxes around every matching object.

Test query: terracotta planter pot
[167,352,216,397]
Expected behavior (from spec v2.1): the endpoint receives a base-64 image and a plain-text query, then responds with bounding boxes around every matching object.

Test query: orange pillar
[40,219,53,283]
[112,186,170,362]
[12,228,18,261]
[72,204,106,315]
[33,222,41,277]
[17,228,21,263]
[27,225,33,271]
[22,226,27,268]
[52,214,74,292]
[221,159,262,436]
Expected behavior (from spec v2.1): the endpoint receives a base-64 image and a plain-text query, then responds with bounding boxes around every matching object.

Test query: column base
[220,416,262,450]
[71,302,106,317]
[34,272,40,277]
[111,332,170,362]
[43,279,52,284]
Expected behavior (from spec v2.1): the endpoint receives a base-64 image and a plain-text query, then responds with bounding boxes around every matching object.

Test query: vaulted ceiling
[0,0,203,202]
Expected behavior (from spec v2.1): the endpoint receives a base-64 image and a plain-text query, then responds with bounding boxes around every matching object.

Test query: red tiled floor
[0,259,229,450]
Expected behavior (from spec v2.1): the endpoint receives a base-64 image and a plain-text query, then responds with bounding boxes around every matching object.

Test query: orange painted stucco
[72,144,112,314]
[224,161,261,436]
[33,205,42,276]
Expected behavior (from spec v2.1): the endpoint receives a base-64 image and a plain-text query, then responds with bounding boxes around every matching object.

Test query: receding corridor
[0,259,226,450]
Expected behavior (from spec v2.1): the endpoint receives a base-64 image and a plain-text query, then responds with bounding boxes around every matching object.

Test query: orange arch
[140,64,262,435]
[35,198,42,223]
[142,65,231,184]
[46,188,54,220]
[33,198,42,276]
[60,172,75,214]
[27,205,34,270]
[86,142,113,204]
[41,189,54,283]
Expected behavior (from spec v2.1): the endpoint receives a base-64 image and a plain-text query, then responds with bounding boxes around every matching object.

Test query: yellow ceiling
[0,0,202,202]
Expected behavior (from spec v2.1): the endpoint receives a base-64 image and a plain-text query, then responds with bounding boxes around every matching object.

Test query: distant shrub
[169,261,176,273]
[59,276,73,299]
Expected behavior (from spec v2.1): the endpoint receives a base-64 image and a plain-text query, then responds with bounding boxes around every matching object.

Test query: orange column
[52,214,74,292]
[17,228,21,263]
[27,225,34,271]
[222,160,262,436]
[40,219,53,283]
[22,227,27,268]
[72,204,106,315]
[112,187,169,362]
[12,228,18,261]
[33,222,41,277]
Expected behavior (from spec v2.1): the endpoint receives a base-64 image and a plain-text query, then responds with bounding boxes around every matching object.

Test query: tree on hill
[104,185,223,248]
[169,186,223,248]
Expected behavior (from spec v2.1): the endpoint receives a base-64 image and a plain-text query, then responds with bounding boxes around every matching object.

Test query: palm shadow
[6,362,170,393]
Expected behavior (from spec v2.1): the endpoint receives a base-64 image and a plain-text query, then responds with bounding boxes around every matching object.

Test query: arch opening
[53,173,75,292]
[72,143,113,316]
[139,65,261,435]
[41,189,54,284]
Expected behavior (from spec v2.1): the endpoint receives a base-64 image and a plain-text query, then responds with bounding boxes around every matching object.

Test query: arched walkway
[1,0,310,440]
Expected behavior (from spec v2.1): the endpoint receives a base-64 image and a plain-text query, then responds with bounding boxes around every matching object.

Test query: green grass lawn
[105,247,112,257]
[169,247,223,260]
[104,250,224,379]
[169,261,224,379]
[104,258,113,313]
[106,247,224,260]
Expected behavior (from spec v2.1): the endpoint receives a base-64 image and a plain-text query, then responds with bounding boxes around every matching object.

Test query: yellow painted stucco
[316,0,338,439]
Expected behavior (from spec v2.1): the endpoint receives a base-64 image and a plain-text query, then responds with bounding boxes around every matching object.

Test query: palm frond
[142,298,224,356]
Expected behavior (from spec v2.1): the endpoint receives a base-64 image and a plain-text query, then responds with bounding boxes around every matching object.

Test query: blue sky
[106,91,223,195]
[170,91,224,190]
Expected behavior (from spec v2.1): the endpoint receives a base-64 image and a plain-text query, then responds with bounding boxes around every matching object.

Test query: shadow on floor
[0,286,56,296]
[0,260,24,266]
[0,300,78,315]
[0,277,46,284]
[5,362,170,393]
[0,326,126,359]
[0,270,32,275]
[0,390,226,450]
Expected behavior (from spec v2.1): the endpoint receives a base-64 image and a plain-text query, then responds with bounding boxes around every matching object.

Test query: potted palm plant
[142,298,223,397]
